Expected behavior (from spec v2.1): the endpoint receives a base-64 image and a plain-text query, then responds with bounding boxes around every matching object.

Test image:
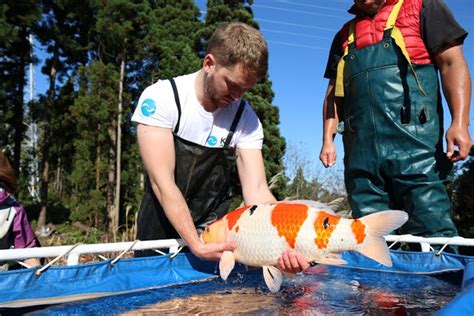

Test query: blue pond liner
[0,250,473,314]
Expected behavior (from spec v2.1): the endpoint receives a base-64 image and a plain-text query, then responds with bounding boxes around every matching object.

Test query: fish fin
[359,210,408,236]
[358,235,393,267]
[219,251,235,281]
[263,266,283,293]
[358,210,409,267]
[312,254,347,266]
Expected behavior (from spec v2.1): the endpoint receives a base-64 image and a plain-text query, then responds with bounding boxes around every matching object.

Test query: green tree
[70,0,156,234]
[70,63,118,227]
[287,166,312,199]
[203,0,287,203]
[0,1,40,175]
[451,158,474,254]
[134,0,202,88]
[33,0,94,228]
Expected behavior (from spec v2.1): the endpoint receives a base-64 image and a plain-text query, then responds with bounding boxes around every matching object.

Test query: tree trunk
[109,57,125,234]
[37,47,57,228]
[37,127,49,228]
[13,53,27,176]
[96,142,101,190]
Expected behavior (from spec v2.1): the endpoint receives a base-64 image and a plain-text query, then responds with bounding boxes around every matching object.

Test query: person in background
[319,0,471,239]
[132,22,308,273]
[0,148,41,269]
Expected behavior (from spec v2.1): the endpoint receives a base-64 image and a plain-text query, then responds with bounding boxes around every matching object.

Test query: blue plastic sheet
[0,250,473,313]
[0,253,220,308]
[436,262,474,315]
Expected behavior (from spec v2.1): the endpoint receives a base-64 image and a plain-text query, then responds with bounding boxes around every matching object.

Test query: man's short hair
[206,22,268,80]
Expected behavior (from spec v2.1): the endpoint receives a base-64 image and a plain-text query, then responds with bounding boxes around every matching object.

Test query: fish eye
[323,217,330,229]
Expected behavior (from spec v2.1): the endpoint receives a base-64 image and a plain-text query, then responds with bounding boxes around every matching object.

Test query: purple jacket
[0,188,38,249]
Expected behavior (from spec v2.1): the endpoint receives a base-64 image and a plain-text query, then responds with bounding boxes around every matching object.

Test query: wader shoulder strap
[223,99,246,148]
[335,0,425,97]
[335,21,355,97]
[385,0,426,95]
[168,78,182,134]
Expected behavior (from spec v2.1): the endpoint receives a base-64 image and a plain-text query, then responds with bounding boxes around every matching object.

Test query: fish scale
[229,206,286,266]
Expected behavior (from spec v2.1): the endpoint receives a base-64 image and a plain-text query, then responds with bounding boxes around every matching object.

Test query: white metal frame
[1,235,474,267]
[0,239,183,266]
[385,235,474,252]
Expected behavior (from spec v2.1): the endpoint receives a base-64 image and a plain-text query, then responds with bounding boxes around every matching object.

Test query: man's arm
[236,148,309,272]
[137,124,235,261]
[319,79,340,168]
[434,44,472,162]
[236,148,276,205]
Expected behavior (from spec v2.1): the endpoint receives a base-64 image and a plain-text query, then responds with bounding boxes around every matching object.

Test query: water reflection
[119,265,458,315]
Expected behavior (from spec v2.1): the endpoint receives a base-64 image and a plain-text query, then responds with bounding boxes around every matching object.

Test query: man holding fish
[132,22,308,273]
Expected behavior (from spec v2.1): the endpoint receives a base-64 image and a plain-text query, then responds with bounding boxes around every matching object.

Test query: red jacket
[340,0,433,64]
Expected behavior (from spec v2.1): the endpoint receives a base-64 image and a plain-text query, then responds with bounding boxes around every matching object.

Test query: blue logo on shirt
[207,136,218,146]
[141,98,156,117]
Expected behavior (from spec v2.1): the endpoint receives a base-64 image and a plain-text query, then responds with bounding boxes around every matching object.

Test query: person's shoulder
[238,99,262,129]
[421,0,451,10]
[241,99,258,119]
[141,78,173,98]
[0,188,20,207]
[168,71,198,92]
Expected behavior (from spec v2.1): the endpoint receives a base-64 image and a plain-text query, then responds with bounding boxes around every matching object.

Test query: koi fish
[201,201,408,292]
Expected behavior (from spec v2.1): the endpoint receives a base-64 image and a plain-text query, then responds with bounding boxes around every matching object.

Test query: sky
[196,0,474,180]
[32,0,473,181]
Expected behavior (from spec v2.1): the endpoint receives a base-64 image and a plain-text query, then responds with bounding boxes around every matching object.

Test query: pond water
[27,264,459,315]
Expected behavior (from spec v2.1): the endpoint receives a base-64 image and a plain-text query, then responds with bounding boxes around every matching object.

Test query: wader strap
[385,0,426,96]
[335,21,355,97]
[169,77,245,149]
[169,78,182,134]
[223,99,246,148]
[335,0,426,97]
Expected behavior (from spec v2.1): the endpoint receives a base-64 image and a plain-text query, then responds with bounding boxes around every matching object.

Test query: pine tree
[0,1,40,175]
[287,166,311,200]
[70,0,156,234]
[33,0,94,228]
[70,62,118,227]
[134,0,202,87]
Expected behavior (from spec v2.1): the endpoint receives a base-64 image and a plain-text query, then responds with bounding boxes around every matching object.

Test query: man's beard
[203,73,231,108]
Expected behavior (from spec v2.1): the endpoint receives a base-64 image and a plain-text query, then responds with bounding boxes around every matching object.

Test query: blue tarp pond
[0,250,473,314]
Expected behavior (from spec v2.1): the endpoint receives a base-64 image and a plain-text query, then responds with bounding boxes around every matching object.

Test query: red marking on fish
[314,211,340,249]
[271,203,309,248]
[351,219,366,244]
[225,206,248,231]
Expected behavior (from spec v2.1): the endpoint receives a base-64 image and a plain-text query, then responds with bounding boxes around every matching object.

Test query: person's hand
[319,141,337,168]
[23,258,41,267]
[277,249,309,274]
[445,124,472,162]
[191,241,237,261]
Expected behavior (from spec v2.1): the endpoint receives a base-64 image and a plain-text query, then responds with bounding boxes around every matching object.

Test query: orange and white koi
[201,201,408,292]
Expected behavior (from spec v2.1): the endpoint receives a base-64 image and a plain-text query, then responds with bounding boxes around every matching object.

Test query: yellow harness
[335,0,426,97]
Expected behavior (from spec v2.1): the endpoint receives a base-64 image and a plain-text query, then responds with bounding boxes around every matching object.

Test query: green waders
[341,29,457,238]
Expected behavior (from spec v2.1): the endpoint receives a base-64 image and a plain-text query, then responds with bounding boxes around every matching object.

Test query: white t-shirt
[131,71,263,149]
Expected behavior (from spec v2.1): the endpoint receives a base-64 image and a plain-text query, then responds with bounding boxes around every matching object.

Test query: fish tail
[357,210,408,267]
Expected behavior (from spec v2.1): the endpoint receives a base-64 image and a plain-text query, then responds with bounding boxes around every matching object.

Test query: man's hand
[445,124,472,162]
[191,241,237,261]
[320,141,337,168]
[277,249,310,274]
